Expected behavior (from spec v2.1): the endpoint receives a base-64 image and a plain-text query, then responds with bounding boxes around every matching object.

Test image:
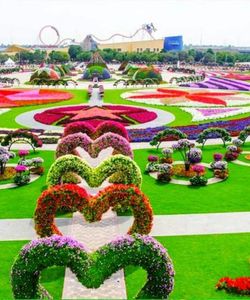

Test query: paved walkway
[1,212,250,241]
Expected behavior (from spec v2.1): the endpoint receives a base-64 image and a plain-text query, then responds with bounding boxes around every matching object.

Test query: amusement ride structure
[38,23,157,49]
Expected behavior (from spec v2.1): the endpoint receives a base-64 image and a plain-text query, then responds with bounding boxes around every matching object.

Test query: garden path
[1,212,250,241]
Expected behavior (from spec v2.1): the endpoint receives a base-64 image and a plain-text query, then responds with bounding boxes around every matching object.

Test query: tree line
[1,45,250,66]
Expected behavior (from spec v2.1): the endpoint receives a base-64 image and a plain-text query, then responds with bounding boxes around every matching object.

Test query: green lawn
[1,233,248,299]
[133,143,250,215]
[125,233,250,299]
[0,240,65,299]
[1,144,250,218]
[0,88,250,128]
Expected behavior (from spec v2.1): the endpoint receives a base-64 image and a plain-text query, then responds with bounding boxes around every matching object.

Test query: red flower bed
[34,105,157,127]
[216,277,250,295]
[34,183,153,237]
[0,89,73,108]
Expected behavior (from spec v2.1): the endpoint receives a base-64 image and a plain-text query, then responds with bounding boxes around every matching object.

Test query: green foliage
[133,67,162,81]
[196,128,232,148]
[46,154,142,187]
[49,51,70,63]
[150,129,187,149]
[189,175,208,186]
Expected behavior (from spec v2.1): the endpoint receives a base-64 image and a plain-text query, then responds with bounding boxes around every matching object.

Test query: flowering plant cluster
[150,128,187,149]
[157,163,173,183]
[190,165,207,186]
[213,153,223,161]
[211,161,229,179]
[172,139,194,170]
[18,149,29,157]
[18,157,45,175]
[196,127,232,148]
[34,183,153,237]
[0,146,15,174]
[14,165,30,186]
[148,155,158,162]
[1,129,43,151]
[162,148,173,158]
[11,234,174,299]
[46,154,142,188]
[63,121,129,141]
[232,138,244,148]
[187,147,202,163]
[224,145,239,161]
[216,277,250,296]
[56,132,133,159]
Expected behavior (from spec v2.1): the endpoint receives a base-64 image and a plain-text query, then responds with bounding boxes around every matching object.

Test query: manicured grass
[1,144,250,218]
[132,143,250,215]
[125,232,250,299]
[0,240,64,299]
[0,150,71,219]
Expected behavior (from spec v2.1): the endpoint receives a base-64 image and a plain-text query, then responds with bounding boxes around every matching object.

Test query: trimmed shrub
[83,66,111,80]
[150,128,187,149]
[11,234,174,299]
[196,127,231,148]
[133,66,162,82]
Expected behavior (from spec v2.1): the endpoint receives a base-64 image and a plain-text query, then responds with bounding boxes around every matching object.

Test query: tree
[49,51,70,63]
[68,45,82,60]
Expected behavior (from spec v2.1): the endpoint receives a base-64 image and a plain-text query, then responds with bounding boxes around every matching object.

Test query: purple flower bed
[127,116,250,142]
[182,76,250,91]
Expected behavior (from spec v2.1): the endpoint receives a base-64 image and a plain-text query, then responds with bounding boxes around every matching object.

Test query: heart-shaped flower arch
[55,132,133,159]
[11,234,175,299]
[63,120,129,140]
[46,154,142,187]
[34,184,153,237]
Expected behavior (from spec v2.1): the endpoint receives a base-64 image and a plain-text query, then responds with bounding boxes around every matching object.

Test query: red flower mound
[34,184,153,237]
[34,105,157,127]
[0,89,73,108]
[63,121,129,140]
[216,277,250,295]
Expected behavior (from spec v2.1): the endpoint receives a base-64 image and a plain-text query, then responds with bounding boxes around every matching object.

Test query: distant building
[98,39,164,53]
[98,36,184,53]
[81,35,98,51]
[163,36,183,51]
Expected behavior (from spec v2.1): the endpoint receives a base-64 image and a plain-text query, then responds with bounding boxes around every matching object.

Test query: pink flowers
[192,165,205,175]
[15,165,27,172]
[18,150,29,157]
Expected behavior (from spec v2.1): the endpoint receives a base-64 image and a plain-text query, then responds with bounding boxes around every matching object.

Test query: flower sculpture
[34,184,153,237]
[63,121,129,140]
[56,132,133,159]
[11,234,174,299]
[46,154,142,187]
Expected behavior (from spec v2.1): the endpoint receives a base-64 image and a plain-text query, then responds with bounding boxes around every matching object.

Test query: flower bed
[56,132,133,158]
[183,76,250,91]
[34,183,153,236]
[0,89,73,108]
[122,88,250,107]
[11,234,174,299]
[216,277,250,296]
[34,105,157,127]
[128,116,250,142]
[46,154,142,187]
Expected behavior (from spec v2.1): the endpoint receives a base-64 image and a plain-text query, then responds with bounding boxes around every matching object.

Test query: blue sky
[0,0,249,46]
